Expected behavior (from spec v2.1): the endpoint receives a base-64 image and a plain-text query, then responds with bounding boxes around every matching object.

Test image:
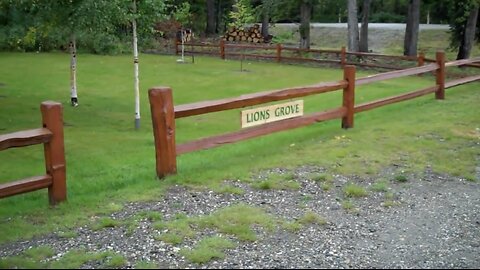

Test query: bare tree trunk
[206,0,216,36]
[404,0,420,56]
[457,6,479,60]
[347,0,359,52]
[299,1,311,49]
[261,3,270,38]
[132,0,140,130]
[359,0,370,52]
[69,35,78,107]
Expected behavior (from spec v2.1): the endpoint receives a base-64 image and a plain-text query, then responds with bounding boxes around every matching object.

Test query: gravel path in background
[1,166,479,269]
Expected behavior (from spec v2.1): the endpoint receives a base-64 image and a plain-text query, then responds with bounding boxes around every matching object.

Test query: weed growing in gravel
[50,249,116,269]
[343,183,368,198]
[394,175,408,183]
[342,200,358,213]
[321,183,333,191]
[104,254,127,268]
[282,221,303,232]
[370,180,389,192]
[180,236,236,264]
[197,204,276,241]
[91,217,121,231]
[210,184,245,195]
[311,173,332,182]
[154,232,184,245]
[382,192,399,207]
[252,173,301,191]
[137,210,163,222]
[56,230,78,239]
[0,246,54,268]
[298,211,327,225]
[153,215,195,244]
[135,260,160,269]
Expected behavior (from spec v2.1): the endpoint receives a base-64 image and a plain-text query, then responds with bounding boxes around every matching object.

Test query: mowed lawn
[0,52,478,243]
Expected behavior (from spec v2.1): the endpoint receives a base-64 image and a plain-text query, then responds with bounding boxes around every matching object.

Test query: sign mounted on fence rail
[241,100,304,128]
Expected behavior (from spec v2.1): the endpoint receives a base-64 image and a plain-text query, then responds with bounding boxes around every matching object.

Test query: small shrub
[394,175,408,182]
[370,180,389,192]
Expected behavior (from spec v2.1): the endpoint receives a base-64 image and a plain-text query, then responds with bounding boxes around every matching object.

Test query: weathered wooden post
[342,65,356,129]
[435,51,446,100]
[149,87,177,178]
[276,44,282,63]
[417,52,425,67]
[41,101,66,205]
[220,39,226,60]
[175,40,180,55]
[340,46,347,68]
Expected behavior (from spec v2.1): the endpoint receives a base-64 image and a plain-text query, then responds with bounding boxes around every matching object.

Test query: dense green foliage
[1,0,477,55]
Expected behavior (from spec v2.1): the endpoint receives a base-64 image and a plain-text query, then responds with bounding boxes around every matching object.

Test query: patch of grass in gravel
[342,200,359,213]
[252,173,301,191]
[370,179,389,192]
[197,204,276,241]
[343,183,368,198]
[56,230,78,239]
[311,173,333,183]
[0,246,54,269]
[137,210,163,222]
[135,260,160,269]
[210,184,245,195]
[394,174,409,183]
[153,214,195,245]
[91,217,121,231]
[0,248,120,269]
[179,236,236,264]
[282,210,327,233]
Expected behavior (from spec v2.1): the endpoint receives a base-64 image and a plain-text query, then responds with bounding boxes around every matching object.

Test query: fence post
[417,52,425,67]
[340,46,347,68]
[276,44,282,63]
[342,65,356,129]
[435,51,446,100]
[175,40,179,55]
[220,39,225,60]
[149,87,177,178]
[41,101,66,205]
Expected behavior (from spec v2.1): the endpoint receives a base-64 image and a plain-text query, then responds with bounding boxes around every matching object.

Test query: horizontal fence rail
[0,101,66,205]
[176,41,425,70]
[150,50,480,179]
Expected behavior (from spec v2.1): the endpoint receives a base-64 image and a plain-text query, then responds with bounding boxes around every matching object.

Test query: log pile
[224,24,265,43]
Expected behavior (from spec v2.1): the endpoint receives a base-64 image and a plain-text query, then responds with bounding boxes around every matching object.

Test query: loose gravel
[1,166,479,269]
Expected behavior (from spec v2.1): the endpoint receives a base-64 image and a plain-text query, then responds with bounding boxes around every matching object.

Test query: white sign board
[241,100,304,128]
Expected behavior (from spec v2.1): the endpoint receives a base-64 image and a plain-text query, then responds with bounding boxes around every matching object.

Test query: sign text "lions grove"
[241,100,304,128]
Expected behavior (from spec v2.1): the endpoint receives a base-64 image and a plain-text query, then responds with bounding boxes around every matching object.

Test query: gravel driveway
[1,166,479,269]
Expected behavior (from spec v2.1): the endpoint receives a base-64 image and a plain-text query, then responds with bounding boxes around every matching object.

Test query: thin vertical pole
[342,65,356,129]
[417,52,425,67]
[132,0,140,129]
[220,39,225,59]
[435,51,446,100]
[41,101,66,205]
[149,87,177,178]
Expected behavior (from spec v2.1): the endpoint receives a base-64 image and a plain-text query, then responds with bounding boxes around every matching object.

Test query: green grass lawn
[0,52,478,244]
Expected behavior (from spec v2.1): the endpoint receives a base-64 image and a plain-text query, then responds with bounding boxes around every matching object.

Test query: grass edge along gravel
[0,53,478,245]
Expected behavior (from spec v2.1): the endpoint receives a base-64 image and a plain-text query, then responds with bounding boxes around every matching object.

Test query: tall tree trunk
[299,1,311,49]
[69,35,78,107]
[404,0,420,56]
[457,6,479,60]
[132,0,140,130]
[359,0,370,52]
[261,3,270,39]
[347,0,359,52]
[206,0,216,36]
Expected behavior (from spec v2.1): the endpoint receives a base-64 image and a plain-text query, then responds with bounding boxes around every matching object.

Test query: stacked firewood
[224,24,265,43]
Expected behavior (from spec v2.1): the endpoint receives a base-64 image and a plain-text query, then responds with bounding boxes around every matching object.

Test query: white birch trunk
[69,35,78,106]
[132,0,140,129]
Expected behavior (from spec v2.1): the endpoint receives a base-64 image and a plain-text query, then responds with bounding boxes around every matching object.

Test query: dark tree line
[0,0,479,59]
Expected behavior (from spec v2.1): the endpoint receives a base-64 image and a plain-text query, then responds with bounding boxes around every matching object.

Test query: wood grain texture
[356,63,438,86]
[0,175,52,199]
[175,80,347,118]
[177,107,346,155]
[445,75,480,89]
[0,128,52,151]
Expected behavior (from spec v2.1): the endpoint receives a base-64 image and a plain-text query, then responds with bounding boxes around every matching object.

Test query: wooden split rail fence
[0,102,66,205]
[176,41,429,70]
[149,51,480,178]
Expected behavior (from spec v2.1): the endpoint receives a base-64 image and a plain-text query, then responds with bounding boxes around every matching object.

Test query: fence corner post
[149,87,177,179]
[276,43,282,63]
[340,46,347,68]
[435,51,446,100]
[41,101,66,205]
[220,39,225,60]
[342,65,356,129]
